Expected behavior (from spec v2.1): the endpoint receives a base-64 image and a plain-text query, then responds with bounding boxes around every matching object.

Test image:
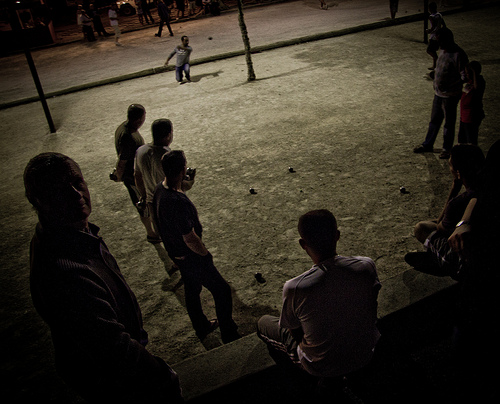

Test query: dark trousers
[143,8,154,24]
[457,120,482,145]
[175,253,237,340]
[257,315,300,367]
[157,18,173,36]
[423,94,460,152]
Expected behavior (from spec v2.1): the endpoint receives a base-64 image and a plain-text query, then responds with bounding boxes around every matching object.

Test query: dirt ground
[1,6,499,402]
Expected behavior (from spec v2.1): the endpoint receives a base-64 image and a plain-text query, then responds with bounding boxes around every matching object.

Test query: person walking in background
[389,0,398,19]
[24,152,183,404]
[108,3,122,46]
[89,4,111,37]
[414,27,468,159]
[80,7,96,42]
[152,150,240,343]
[141,0,155,24]
[258,210,381,380]
[112,104,158,242]
[165,35,192,84]
[458,61,486,145]
[156,0,174,37]
[175,0,186,19]
[426,2,445,70]
[135,0,144,24]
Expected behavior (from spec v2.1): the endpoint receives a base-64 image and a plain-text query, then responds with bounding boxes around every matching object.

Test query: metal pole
[424,0,429,44]
[10,2,56,133]
[23,45,56,133]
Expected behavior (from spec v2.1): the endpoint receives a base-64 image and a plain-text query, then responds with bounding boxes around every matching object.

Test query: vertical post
[236,0,256,82]
[424,0,429,44]
[24,45,56,133]
[10,2,56,133]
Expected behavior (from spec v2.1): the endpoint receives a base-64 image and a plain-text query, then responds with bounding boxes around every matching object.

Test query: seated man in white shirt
[257,209,381,380]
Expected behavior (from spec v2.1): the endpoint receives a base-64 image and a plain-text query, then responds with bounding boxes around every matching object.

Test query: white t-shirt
[108,9,119,26]
[134,144,170,204]
[279,255,381,377]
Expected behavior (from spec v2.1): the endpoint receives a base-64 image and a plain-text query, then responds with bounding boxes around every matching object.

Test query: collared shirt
[29,223,175,397]
[280,255,381,377]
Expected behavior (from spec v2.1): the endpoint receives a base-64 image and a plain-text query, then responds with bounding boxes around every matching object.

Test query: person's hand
[448,223,472,259]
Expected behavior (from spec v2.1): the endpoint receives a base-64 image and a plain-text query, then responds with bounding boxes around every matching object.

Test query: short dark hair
[450,144,485,180]
[298,209,338,252]
[24,152,76,210]
[468,60,482,75]
[437,27,455,49]
[161,150,186,181]
[152,119,173,144]
[127,104,145,122]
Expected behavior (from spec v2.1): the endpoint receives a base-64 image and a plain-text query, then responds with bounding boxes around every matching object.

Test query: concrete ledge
[173,270,456,401]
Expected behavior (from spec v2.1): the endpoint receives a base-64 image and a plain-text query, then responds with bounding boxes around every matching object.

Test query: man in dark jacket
[156,0,174,37]
[24,152,183,403]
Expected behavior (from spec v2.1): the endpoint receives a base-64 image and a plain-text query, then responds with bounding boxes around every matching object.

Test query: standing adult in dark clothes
[80,8,96,42]
[24,152,183,403]
[89,3,111,37]
[113,104,157,242]
[175,0,185,19]
[141,0,155,24]
[414,28,468,159]
[156,0,174,37]
[152,150,240,343]
[389,0,399,19]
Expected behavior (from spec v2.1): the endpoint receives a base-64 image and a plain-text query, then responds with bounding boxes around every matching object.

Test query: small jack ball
[249,188,257,194]
[400,186,406,193]
[208,36,213,40]
[288,167,295,173]
[254,272,265,283]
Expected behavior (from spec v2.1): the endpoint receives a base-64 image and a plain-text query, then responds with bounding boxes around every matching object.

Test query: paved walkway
[0,0,476,107]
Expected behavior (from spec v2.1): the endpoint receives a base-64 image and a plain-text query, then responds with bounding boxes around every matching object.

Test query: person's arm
[165,49,177,65]
[448,197,477,255]
[114,159,127,182]
[134,167,148,202]
[436,178,463,226]
[182,228,209,256]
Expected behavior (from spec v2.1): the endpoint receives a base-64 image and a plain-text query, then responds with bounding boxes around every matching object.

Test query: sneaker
[439,150,450,159]
[413,144,432,153]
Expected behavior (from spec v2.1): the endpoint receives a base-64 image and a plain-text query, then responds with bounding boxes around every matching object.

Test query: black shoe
[196,319,218,340]
[155,33,161,37]
[413,144,432,153]
[222,331,241,344]
[405,251,434,268]
[439,150,451,159]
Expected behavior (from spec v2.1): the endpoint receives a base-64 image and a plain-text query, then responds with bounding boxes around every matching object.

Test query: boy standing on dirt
[165,36,193,83]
